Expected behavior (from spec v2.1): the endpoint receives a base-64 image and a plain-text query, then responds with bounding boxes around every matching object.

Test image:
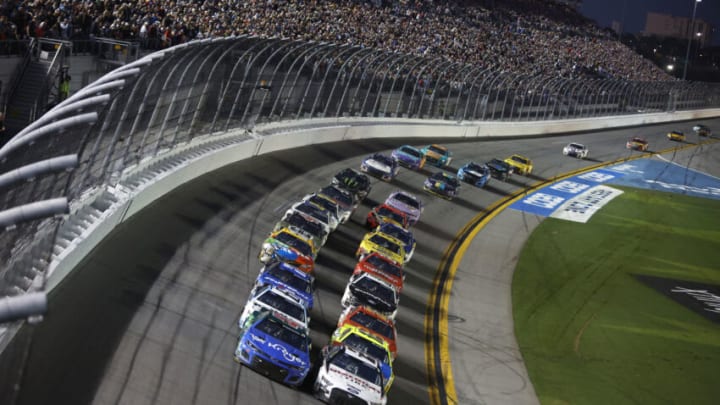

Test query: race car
[318,185,357,222]
[376,222,415,264]
[667,130,685,142]
[423,171,461,200]
[356,231,406,266]
[360,153,399,181]
[285,201,335,233]
[238,284,309,331]
[353,251,405,292]
[341,272,400,320]
[235,310,312,388]
[258,227,316,273]
[626,137,649,151]
[274,211,328,248]
[384,190,423,225]
[338,305,398,360]
[504,154,533,175]
[420,144,453,167]
[302,193,343,227]
[313,344,387,405]
[332,168,372,202]
[562,142,589,159]
[391,145,426,170]
[457,161,490,188]
[330,324,394,393]
[255,261,315,309]
[693,124,711,137]
[484,158,513,181]
[366,203,410,229]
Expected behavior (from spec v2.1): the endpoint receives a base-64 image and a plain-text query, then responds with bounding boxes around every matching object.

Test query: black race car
[332,168,372,202]
[485,158,513,181]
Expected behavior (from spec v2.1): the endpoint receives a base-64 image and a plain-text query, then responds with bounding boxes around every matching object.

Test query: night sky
[580,0,720,46]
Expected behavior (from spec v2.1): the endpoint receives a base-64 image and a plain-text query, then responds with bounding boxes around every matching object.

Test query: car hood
[268,240,313,262]
[326,365,383,402]
[257,276,313,309]
[463,168,489,177]
[350,285,397,313]
[393,150,421,161]
[386,201,420,218]
[246,330,309,368]
[364,243,402,263]
[364,159,392,172]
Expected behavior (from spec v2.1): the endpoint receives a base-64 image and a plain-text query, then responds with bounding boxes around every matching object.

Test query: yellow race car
[356,231,406,265]
[503,154,533,175]
[667,131,685,142]
[330,324,395,393]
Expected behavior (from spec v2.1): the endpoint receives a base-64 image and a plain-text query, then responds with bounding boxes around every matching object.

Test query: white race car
[238,285,309,331]
[562,142,589,159]
[313,344,387,405]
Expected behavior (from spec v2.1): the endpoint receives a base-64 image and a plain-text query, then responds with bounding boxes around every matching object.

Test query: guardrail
[0,35,719,324]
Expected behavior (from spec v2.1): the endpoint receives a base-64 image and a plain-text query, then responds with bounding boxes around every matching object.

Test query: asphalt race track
[1,119,719,405]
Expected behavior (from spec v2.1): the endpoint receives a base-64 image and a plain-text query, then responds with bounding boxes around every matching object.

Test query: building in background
[644,12,713,48]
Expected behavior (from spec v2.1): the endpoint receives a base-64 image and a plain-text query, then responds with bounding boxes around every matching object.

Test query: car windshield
[368,234,402,255]
[466,162,486,173]
[308,196,338,218]
[274,231,313,257]
[372,154,395,166]
[319,186,353,209]
[351,275,397,306]
[428,145,446,154]
[256,289,306,323]
[379,226,411,248]
[390,193,420,209]
[365,254,404,279]
[330,351,382,386]
[569,143,584,149]
[295,203,330,224]
[400,146,421,157]
[511,156,528,164]
[376,207,405,226]
[349,312,395,342]
[255,316,308,351]
[341,334,389,364]
[265,264,312,295]
[282,213,326,238]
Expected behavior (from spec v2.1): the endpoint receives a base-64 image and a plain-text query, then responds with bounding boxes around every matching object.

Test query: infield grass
[513,186,720,405]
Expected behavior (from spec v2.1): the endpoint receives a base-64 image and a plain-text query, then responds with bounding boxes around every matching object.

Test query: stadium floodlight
[666,64,674,71]
[683,0,702,80]
[0,293,47,324]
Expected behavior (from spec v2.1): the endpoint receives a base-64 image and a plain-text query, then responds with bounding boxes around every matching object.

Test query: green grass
[513,186,720,405]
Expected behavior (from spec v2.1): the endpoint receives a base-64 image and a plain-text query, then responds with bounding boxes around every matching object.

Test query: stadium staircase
[3,43,65,139]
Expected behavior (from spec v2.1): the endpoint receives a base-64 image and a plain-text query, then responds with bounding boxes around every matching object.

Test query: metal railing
[0,35,719,302]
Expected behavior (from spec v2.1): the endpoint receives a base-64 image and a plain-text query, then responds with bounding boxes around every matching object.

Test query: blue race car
[423,171,461,200]
[235,310,312,388]
[376,222,416,263]
[256,261,315,309]
[391,145,426,170]
[361,153,399,181]
[457,161,490,188]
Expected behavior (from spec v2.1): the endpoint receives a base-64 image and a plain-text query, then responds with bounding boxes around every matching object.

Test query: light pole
[683,0,702,80]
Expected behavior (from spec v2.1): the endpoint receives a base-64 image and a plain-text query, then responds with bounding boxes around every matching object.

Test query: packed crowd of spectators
[0,0,673,81]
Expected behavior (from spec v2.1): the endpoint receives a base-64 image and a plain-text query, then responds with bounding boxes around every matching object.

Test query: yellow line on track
[424,137,719,405]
